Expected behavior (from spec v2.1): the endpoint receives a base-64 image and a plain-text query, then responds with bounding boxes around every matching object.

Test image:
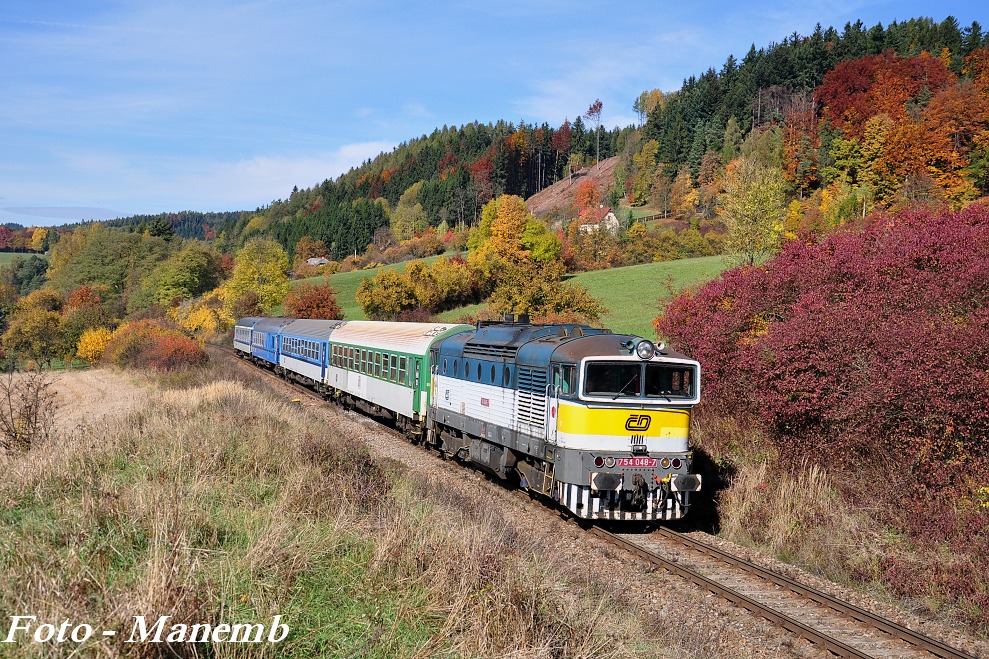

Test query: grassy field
[0,252,44,266]
[318,254,728,333]
[292,254,449,320]
[436,255,728,336]
[571,255,727,337]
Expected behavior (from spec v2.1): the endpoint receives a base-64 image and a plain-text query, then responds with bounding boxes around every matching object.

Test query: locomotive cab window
[584,362,642,397]
[583,361,697,400]
[645,363,695,399]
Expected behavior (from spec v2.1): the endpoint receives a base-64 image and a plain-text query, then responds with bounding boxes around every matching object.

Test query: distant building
[576,206,620,235]
[306,257,330,266]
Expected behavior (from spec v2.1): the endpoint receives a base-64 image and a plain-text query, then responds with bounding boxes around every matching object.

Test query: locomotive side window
[490,364,496,384]
[442,358,448,374]
[503,366,511,387]
[476,362,482,381]
[454,361,459,377]
[552,364,576,395]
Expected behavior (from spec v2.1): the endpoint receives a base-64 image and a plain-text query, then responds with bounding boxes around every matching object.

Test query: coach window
[390,355,398,382]
[361,350,367,373]
[374,353,382,378]
[399,357,408,384]
[382,353,390,380]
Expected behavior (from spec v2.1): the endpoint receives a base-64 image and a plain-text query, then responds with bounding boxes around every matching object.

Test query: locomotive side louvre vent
[517,367,547,429]
[463,344,520,360]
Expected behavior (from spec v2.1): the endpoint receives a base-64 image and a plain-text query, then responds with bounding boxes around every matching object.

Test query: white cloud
[156,141,397,209]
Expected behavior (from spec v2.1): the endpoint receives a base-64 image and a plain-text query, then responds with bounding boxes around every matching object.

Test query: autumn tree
[629,139,660,204]
[227,238,290,313]
[2,306,62,366]
[133,243,223,310]
[284,283,343,320]
[669,165,698,219]
[573,179,602,214]
[391,181,430,240]
[294,236,328,261]
[718,158,787,266]
[76,327,113,365]
[28,227,48,253]
[355,269,417,320]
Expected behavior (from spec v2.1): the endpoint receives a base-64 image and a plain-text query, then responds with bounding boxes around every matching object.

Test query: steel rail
[592,527,973,659]
[650,528,972,659]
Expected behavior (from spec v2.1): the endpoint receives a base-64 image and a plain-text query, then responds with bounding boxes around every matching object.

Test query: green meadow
[0,252,44,266]
[302,254,728,338]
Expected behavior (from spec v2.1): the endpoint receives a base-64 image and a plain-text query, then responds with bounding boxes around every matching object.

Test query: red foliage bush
[102,320,207,371]
[659,204,989,624]
[284,283,343,320]
[659,204,989,504]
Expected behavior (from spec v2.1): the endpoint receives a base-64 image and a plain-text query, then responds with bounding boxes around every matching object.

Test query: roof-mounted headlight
[635,340,655,360]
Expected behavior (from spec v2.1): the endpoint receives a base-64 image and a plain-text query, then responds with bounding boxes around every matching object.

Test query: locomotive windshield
[583,361,696,400]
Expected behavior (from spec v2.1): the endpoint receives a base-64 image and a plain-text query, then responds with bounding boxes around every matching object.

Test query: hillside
[525,156,619,217]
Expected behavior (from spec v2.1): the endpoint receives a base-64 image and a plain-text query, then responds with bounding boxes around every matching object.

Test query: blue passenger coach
[233,317,263,355]
[250,318,294,365]
[277,318,345,384]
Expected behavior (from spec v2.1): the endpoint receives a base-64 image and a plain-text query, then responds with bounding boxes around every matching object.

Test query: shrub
[0,369,56,451]
[658,204,989,627]
[76,327,113,365]
[102,320,207,371]
[283,283,343,320]
[658,204,989,488]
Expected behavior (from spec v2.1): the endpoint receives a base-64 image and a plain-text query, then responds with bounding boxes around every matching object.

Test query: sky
[1,1,985,227]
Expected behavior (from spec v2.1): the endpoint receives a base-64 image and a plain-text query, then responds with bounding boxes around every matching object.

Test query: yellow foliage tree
[76,327,113,365]
[29,227,49,252]
[227,239,290,313]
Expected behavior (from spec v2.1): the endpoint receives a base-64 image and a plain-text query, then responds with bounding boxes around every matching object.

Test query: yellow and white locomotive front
[547,334,702,521]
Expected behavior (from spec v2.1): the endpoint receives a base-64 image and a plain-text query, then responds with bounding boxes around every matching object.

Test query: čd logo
[625,414,651,432]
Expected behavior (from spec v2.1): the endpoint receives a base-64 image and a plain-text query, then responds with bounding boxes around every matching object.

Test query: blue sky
[1,1,984,227]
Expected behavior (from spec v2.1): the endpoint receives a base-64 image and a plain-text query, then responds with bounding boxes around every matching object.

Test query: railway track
[591,527,975,658]
[216,345,978,659]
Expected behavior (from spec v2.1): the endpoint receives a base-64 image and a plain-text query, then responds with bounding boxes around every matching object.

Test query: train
[234,315,702,521]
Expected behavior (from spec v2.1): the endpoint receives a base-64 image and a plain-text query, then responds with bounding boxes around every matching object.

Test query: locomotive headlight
[593,456,605,468]
[661,458,671,469]
[604,457,616,468]
[672,458,682,470]
[635,340,655,360]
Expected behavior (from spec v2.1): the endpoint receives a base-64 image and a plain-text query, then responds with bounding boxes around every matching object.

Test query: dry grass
[0,367,698,658]
[694,413,891,580]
